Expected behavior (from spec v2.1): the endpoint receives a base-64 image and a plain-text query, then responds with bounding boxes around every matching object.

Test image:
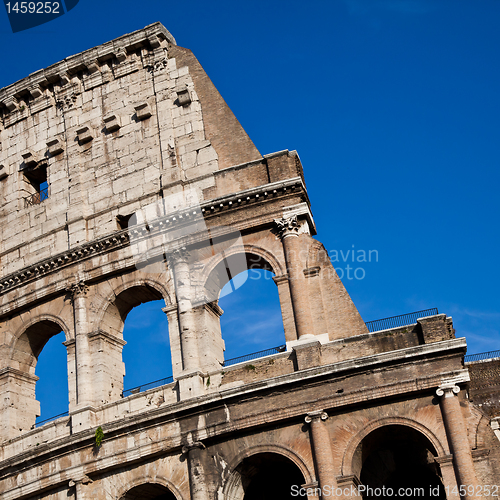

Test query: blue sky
[2,1,499,419]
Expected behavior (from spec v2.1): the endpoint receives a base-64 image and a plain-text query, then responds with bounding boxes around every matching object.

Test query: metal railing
[119,346,287,396]
[122,375,174,398]
[33,411,69,429]
[223,345,286,367]
[25,187,49,206]
[464,350,500,363]
[365,308,439,333]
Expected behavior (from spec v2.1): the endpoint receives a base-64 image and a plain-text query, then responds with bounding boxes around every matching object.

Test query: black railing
[122,375,174,398]
[464,350,500,363]
[25,187,49,206]
[223,345,286,367]
[365,308,439,333]
[33,411,69,429]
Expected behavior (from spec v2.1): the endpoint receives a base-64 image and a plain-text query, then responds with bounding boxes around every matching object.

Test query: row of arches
[32,268,286,423]
[104,424,447,500]
[2,237,368,437]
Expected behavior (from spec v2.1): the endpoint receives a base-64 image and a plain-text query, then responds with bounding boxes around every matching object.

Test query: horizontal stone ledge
[0,177,306,297]
[0,22,175,109]
[0,362,469,492]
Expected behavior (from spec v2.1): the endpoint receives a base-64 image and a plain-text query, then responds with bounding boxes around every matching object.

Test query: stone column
[305,411,337,495]
[162,304,183,379]
[435,455,460,499]
[436,384,479,499]
[275,215,313,339]
[168,248,199,372]
[69,475,93,500]
[182,441,209,500]
[70,280,93,407]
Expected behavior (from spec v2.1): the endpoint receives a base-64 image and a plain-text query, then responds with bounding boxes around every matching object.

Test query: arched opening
[35,331,68,423]
[121,483,176,500]
[99,284,172,400]
[122,299,171,392]
[207,252,286,363]
[219,269,286,362]
[11,320,68,430]
[356,425,446,500]
[228,452,307,500]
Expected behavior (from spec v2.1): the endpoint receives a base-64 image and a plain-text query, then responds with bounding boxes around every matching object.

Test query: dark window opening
[237,453,306,500]
[358,425,446,500]
[24,164,48,206]
[117,213,134,230]
[121,483,176,500]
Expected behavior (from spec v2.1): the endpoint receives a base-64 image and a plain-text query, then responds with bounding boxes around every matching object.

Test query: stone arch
[116,476,183,500]
[465,403,496,451]
[342,416,447,477]
[200,244,291,361]
[96,277,172,339]
[223,444,313,500]
[91,277,173,404]
[4,316,70,434]
[11,315,71,374]
[200,243,285,300]
[474,412,492,450]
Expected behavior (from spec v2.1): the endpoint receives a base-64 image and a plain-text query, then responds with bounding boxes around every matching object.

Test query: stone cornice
[0,232,130,295]
[0,23,175,114]
[88,330,127,347]
[0,177,305,296]
[0,367,39,383]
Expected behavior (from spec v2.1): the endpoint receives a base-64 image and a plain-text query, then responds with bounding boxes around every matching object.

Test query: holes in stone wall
[23,162,49,205]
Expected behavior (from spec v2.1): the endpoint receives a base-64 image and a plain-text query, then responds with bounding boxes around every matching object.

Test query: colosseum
[0,22,499,500]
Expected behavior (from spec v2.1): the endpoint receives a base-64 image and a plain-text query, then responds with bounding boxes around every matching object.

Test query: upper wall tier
[0,23,306,277]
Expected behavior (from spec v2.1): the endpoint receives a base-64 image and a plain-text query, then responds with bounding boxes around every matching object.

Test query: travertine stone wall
[0,22,261,276]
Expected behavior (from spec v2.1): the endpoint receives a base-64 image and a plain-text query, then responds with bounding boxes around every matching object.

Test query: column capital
[436,385,460,397]
[167,246,190,266]
[436,371,469,397]
[305,410,328,424]
[69,475,93,487]
[182,440,206,454]
[274,214,300,238]
[67,280,88,299]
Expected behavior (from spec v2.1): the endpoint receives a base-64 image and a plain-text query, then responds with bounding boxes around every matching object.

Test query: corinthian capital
[166,247,190,266]
[274,214,300,238]
[67,280,88,299]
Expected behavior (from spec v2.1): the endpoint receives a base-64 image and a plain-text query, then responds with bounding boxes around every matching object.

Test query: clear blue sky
[2,1,499,420]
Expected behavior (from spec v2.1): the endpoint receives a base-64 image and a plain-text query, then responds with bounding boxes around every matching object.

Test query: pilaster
[305,410,338,494]
[182,441,210,500]
[436,375,479,499]
[275,215,314,340]
[69,280,94,408]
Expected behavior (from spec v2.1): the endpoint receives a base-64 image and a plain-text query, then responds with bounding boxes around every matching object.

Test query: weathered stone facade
[0,22,499,500]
